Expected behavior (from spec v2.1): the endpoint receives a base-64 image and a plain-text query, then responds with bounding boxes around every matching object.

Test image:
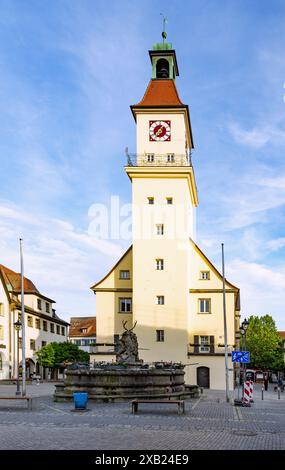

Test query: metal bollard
[278,387,281,400]
[261,386,264,400]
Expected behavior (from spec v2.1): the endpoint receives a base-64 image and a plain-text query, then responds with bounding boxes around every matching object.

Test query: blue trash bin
[73,392,88,409]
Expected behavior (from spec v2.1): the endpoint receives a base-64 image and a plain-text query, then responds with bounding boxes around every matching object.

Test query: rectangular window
[167,154,175,163]
[156,259,164,270]
[37,299,42,310]
[200,271,210,280]
[35,318,41,329]
[119,298,132,313]
[166,197,173,205]
[156,330,165,342]
[156,295,165,305]
[45,302,50,313]
[156,224,164,235]
[198,299,211,314]
[148,197,154,205]
[56,325,60,335]
[30,339,36,351]
[18,337,22,348]
[50,323,54,333]
[43,321,48,332]
[41,341,47,348]
[0,325,4,340]
[28,316,33,328]
[61,327,65,336]
[120,270,130,280]
[0,303,4,316]
[147,154,154,162]
[200,336,210,353]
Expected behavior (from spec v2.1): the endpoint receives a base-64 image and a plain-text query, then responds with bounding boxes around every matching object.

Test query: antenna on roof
[160,13,168,44]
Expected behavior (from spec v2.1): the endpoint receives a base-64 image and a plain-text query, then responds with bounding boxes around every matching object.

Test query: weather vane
[160,13,168,43]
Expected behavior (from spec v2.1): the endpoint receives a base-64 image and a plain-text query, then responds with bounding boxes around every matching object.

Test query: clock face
[149,120,171,141]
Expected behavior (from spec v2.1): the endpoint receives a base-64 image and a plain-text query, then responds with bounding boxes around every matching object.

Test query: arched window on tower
[156,58,169,79]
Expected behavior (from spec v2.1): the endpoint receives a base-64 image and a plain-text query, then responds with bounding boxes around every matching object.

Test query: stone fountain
[54,322,195,402]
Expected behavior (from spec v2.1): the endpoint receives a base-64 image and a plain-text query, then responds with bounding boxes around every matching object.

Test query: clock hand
[155,126,164,136]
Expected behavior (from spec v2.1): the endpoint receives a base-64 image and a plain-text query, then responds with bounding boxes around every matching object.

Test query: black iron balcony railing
[125,149,192,167]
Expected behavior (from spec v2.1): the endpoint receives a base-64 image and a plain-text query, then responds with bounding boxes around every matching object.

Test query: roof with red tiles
[0,264,40,294]
[132,79,185,107]
[69,317,96,338]
[278,331,285,340]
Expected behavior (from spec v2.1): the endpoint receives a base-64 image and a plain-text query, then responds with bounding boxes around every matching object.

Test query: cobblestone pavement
[0,383,284,450]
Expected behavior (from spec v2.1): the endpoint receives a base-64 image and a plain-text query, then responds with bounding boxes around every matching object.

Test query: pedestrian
[264,376,268,391]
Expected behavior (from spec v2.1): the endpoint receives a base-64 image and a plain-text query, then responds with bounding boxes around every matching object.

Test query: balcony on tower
[125,149,192,167]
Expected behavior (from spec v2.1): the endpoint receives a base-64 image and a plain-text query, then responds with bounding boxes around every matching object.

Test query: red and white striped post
[243,381,251,406]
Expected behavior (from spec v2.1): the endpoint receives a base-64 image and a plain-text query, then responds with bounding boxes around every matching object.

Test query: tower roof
[133,79,185,107]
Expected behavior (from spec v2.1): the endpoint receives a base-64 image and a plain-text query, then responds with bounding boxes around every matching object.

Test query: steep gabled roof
[69,317,96,338]
[90,245,132,290]
[132,79,185,107]
[0,264,40,295]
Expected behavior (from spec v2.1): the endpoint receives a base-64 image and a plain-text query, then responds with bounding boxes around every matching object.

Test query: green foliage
[36,342,89,369]
[245,315,284,370]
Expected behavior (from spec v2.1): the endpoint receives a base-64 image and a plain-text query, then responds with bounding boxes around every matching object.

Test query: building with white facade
[0,264,69,380]
[69,317,96,354]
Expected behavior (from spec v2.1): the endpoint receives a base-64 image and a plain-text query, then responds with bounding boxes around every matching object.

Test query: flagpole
[20,238,26,396]
[221,243,230,403]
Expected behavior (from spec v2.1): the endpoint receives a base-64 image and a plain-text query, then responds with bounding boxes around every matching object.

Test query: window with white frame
[200,336,210,353]
[119,298,132,313]
[166,197,173,205]
[148,197,154,205]
[37,299,42,310]
[147,154,154,162]
[200,271,210,280]
[0,303,4,316]
[198,299,211,314]
[156,224,164,235]
[156,259,164,270]
[156,295,165,305]
[156,330,165,342]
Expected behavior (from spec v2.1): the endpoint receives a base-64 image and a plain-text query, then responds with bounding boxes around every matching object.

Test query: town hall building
[91,37,240,390]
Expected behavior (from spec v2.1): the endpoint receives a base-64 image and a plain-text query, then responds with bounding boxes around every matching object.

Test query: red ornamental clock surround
[149,120,171,141]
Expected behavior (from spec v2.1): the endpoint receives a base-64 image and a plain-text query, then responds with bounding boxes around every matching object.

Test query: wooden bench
[0,396,33,410]
[131,399,185,415]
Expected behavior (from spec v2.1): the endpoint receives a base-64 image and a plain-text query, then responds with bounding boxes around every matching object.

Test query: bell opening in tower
[156,58,169,79]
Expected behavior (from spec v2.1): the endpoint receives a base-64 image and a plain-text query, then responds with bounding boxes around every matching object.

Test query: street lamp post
[13,319,22,396]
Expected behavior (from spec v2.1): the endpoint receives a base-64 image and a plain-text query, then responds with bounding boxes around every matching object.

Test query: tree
[245,315,284,370]
[36,342,89,371]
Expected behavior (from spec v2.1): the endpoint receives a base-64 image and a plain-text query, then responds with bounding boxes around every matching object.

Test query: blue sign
[232,351,250,363]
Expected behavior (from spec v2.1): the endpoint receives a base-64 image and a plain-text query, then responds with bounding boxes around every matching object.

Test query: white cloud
[0,201,124,320]
[228,122,285,149]
[227,259,285,328]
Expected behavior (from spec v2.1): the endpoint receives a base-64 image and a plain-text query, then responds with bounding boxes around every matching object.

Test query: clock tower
[125,38,198,365]
[92,35,240,391]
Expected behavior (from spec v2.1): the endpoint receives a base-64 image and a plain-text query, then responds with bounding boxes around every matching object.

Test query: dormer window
[81,328,87,334]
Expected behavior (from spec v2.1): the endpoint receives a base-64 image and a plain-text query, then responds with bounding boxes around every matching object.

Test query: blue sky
[1,0,285,328]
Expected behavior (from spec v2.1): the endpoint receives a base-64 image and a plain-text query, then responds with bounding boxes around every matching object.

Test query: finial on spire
[160,13,168,43]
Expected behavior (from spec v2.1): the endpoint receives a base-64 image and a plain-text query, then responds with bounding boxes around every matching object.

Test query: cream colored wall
[132,175,193,365]
[186,356,234,391]
[188,243,237,348]
[95,248,132,290]
[136,112,187,155]
[0,281,10,379]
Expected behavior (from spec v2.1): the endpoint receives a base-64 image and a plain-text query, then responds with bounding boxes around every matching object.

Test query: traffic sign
[232,351,250,363]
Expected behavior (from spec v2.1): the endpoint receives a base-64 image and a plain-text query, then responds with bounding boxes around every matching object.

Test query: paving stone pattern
[0,383,284,450]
